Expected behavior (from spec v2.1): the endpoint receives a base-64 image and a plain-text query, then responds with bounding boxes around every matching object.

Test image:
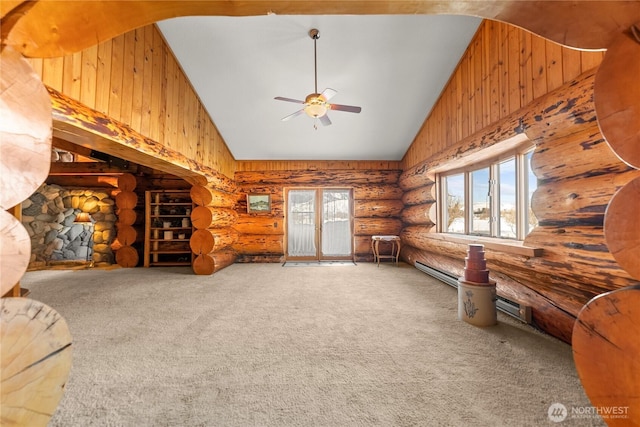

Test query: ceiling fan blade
[321,88,337,101]
[281,109,305,121]
[275,96,304,104]
[330,103,362,113]
[319,114,332,126]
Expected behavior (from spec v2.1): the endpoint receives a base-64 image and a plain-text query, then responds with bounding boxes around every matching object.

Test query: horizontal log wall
[399,21,639,343]
[402,20,605,170]
[27,24,235,178]
[236,160,401,172]
[234,164,402,263]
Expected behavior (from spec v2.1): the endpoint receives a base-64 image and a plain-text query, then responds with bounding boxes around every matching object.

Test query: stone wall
[22,184,117,267]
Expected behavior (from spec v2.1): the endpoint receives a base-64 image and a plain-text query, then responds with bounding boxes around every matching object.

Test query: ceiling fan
[274,28,361,127]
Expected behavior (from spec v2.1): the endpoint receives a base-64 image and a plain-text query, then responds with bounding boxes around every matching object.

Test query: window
[440,148,538,240]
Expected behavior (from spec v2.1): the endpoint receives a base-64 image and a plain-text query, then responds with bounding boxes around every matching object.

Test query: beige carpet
[21,263,603,426]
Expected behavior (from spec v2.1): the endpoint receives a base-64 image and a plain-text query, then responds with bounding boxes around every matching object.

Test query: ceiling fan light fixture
[304,93,328,118]
[274,28,361,126]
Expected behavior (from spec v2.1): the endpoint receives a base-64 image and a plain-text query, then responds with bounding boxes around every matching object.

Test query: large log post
[190,228,237,255]
[113,173,139,267]
[573,285,640,426]
[191,206,238,230]
[0,46,51,297]
[190,185,236,208]
[1,298,73,427]
[0,46,51,210]
[574,29,640,422]
[604,176,640,280]
[192,248,237,275]
[189,182,239,275]
[594,30,640,170]
[0,210,30,297]
[114,245,138,268]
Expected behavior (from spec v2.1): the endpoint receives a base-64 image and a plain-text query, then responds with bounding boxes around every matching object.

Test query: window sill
[430,233,543,258]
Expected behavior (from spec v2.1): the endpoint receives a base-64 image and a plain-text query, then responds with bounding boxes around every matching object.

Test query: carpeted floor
[21,263,603,426]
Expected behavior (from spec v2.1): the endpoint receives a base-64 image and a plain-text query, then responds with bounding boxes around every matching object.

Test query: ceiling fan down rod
[310,28,319,95]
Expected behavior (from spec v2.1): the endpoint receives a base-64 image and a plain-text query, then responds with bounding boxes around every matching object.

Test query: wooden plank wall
[27,24,236,179]
[402,20,605,169]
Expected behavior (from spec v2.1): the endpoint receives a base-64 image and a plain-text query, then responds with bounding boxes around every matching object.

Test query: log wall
[402,20,605,170]
[113,173,139,267]
[189,183,238,275]
[234,164,402,263]
[27,24,236,179]
[399,26,640,342]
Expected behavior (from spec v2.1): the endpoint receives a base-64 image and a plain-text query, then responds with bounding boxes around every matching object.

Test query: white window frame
[438,138,536,241]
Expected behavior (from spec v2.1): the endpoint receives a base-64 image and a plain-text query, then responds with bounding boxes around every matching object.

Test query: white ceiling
[157,15,481,161]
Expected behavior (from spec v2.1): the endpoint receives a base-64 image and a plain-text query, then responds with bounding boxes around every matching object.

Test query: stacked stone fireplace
[22,184,117,267]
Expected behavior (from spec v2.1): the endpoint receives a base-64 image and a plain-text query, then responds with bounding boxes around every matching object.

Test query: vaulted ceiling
[157,15,481,161]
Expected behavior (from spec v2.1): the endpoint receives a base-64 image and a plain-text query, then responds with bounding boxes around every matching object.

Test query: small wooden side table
[371,235,401,267]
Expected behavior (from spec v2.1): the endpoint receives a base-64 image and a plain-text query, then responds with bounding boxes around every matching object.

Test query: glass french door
[286,188,353,261]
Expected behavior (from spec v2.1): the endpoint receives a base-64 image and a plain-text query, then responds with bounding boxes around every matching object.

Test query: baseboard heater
[415,261,532,324]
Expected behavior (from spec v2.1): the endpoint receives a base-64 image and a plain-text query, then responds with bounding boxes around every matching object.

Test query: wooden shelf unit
[144,190,193,267]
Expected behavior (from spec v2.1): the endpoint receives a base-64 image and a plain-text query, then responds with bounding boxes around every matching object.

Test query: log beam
[4,1,639,59]
[573,285,640,425]
[48,88,236,187]
[1,298,73,427]
[594,30,640,169]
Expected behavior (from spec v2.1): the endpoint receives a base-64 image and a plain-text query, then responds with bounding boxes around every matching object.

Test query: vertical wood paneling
[546,42,564,91]
[95,40,112,114]
[30,24,235,178]
[519,31,534,107]
[562,48,582,82]
[460,55,470,140]
[472,35,483,133]
[531,33,547,99]
[499,24,510,118]
[488,20,501,124]
[581,50,605,71]
[130,28,145,132]
[41,56,63,92]
[108,33,124,121]
[402,20,605,169]
[120,30,136,126]
[139,25,154,137]
[507,25,521,115]
[62,51,82,101]
[80,44,98,108]
[149,27,164,143]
